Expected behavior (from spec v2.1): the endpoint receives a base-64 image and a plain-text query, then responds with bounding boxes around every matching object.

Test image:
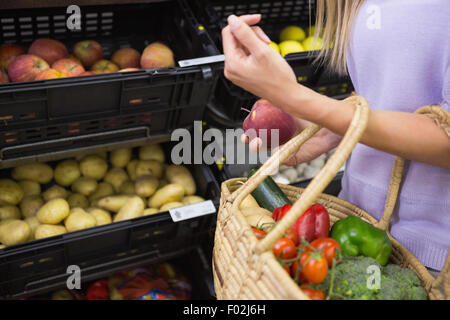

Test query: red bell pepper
[272,204,292,221]
[292,204,330,242]
[86,279,110,300]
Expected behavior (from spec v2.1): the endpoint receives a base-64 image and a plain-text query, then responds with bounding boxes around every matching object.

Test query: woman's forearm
[276,83,450,169]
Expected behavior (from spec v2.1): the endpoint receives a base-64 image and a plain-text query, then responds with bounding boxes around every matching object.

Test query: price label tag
[169,200,216,222]
[178,55,225,67]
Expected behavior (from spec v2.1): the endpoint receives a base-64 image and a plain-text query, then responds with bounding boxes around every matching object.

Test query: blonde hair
[313,0,366,75]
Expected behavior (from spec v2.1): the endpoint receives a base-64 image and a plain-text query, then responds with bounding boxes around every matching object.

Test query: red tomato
[290,260,306,283]
[301,287,326,300]
[300,250,328,284]
[285,228,299,246]
[310,238,341,267]
[272,204,292,222]
[252,227,266,239]
[86,279,109,300]
[273,238,297,260]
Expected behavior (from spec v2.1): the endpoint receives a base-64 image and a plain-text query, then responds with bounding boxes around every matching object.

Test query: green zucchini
[248,168,291,212]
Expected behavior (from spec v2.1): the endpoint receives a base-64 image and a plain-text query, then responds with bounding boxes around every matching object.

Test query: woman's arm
[223,15,450,169]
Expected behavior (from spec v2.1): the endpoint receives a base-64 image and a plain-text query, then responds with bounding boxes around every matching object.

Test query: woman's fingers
[222,25,246,60]
[238,14,262,26]
[227,15,267,56]
[251,26,271,44]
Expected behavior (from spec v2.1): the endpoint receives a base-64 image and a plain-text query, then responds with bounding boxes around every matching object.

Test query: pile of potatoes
[0,143,205,249]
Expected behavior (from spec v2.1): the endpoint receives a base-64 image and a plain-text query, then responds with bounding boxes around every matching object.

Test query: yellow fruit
[279,41,305,57]
[302,36,324,51]
[280,26,306,42]
[268,41,280,54]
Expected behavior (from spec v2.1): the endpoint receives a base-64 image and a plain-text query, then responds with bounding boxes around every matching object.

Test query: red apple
[243,99,297,148]
[28,38,68,65]
[118,68,140,72]
[0,68,9,83]
[67,54,82,66]
[140,42,175,69]
[79,71,95,76]
[52,58,85,77]
[111,48,141,69]
[73,40,103,68]
[34,68,67,80]
[8,54,49,82]
[0,44,26,70]
[91,59,119,74]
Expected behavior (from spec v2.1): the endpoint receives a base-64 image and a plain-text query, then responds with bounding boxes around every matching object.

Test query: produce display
[0,37,175,83]
[245,173,427,300]
[269,25,324,57]
[27,261,192,300]
[0,143,206,248]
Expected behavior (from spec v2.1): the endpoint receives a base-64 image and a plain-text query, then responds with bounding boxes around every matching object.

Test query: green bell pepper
[330,216,392,266]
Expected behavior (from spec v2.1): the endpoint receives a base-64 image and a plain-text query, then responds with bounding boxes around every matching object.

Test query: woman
[222,1,450,271]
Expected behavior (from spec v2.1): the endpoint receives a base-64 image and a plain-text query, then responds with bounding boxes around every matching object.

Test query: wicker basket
[213,96,450,300]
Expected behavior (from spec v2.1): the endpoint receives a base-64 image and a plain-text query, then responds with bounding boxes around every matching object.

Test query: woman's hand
[242,117,342,166]
[222,14,298,104]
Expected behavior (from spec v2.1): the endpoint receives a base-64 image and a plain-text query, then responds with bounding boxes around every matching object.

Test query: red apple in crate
[52,58,85,77]
[8,54,49,82]
[34,68,67,80]
[140,42,175,69]
[111,48,141,69]
[0,68,9,83]
[0,44,26,70]
[79,71,95,76]
[243,99,297,148]
[118,68,139,72]
[28,38,68,65]
[73,40,103,68]
[91,59,119,74]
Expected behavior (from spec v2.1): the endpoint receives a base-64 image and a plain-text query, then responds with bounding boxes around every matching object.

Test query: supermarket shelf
[0,0,170,10]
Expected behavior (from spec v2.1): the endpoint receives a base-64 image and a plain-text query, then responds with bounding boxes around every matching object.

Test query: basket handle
[230,96,371,254]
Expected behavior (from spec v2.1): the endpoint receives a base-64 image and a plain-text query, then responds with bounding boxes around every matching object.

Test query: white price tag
[178,55,225,67]
[169,200,216,222]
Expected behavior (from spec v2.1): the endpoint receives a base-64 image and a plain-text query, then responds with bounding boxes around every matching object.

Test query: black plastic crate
[0,146,220,299]
[190,0,354,124]
[0,0,218,167]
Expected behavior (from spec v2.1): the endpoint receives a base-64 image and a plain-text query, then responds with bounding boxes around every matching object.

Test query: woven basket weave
[213,96,450,300]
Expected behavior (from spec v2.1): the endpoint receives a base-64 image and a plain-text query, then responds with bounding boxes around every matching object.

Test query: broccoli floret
[313,256,428,300]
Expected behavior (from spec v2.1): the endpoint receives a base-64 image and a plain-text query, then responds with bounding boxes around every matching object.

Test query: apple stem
[241,107,252,114]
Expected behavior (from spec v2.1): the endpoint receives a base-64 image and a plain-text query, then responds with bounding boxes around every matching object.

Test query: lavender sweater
[340,0,450,270]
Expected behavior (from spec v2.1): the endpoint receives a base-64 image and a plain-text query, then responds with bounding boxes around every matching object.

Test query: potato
[36,198,70,224]
[0,205,21,220]
[113,196,145,222]
[135,175,159,198]
[182,195,205,205]
[165,165,196,196]
[104,168,129,193]
[139,144,165,162]
[18,180,41,196]
[135,160,163,179]
[148,184,184,209]
[87,208,112,226]
[80,155,108,180]
[240,207,272,218]
[143,208,159,216]
[0,219,31,245]
[118,180,135,195]
[159,202,184,212]
[0,179,24,205]
[71,177,98,196]
[43,185,69,202]
[54,160,80,187]
[24,216,40,240]
[110,148,132,168]
[34,224,67,239]
[97,195,132,212]
[245,213,275,231]
[88,182,114,202]
[12,163,53,184]
[67,193,89,209]
[20,195,44,218]
[239,194,260,209]
[65,208,97,232]
[126,160,139,181]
